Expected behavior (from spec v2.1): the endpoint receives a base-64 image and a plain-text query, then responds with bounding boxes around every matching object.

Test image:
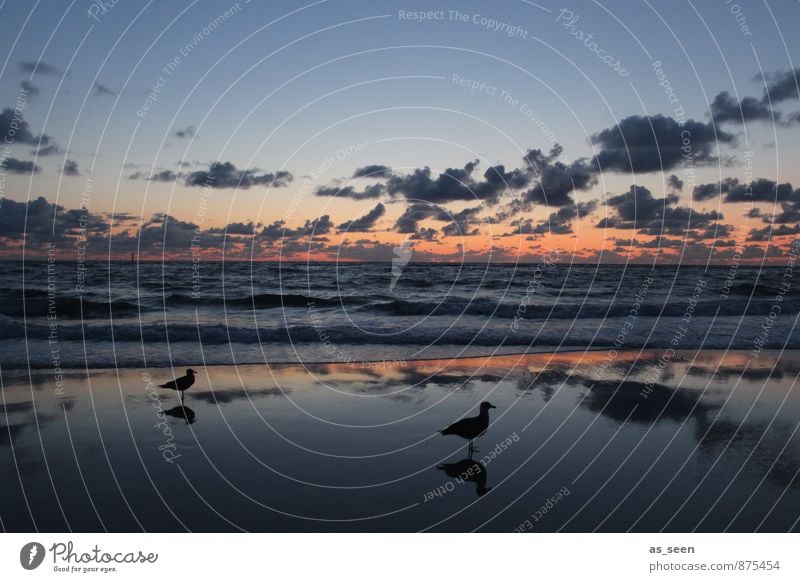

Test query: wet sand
[1,350,798,532]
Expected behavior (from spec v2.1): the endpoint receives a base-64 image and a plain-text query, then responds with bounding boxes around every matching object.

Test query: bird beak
[489,404,497,409]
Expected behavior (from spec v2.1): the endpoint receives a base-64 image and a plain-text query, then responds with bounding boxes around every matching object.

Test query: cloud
[599,184,724,238]
[394,202,447,233]
[523,145,596,207]
[771,202,800,224]
[0,108,37,143]
[207,221,256,235]
[1,157,40,174]
[527,200,598,236]
[383,159,485,203]
[0,107,59,155]
[710,91,774,124]
[667,174,684,191]
[409,227,438,241]
[603,184,678,225]
[20,80,40,96]
[150,170,180,182]
[34,142,61,156]
[440,206,483,237]
[315,183,384,199]
[590,114,734,172]
[748,223,800,242]
[62,159,80,176]
[0,196,109,245]
[258,215,333,241]
[762,68,800,103]
[335,238,402,262]
[316,147,562,207]
[184,161,293,189]
[173,126,197,139]
[692,177,798,202]
[17,60,62,77]
[352,164,391,178]
[92,83,116,97]
[127,169,181,182]
[337,203,386,232]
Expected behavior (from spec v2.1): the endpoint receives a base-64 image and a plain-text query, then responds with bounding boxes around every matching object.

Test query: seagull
[440,402,496,457]
[159,369,199,403]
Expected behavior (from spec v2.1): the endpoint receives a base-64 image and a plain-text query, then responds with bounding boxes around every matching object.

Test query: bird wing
[440,417,470,435]
[159,379,178,389]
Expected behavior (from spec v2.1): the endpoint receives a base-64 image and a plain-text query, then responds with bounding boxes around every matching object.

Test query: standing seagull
[440,402,497,457]
[159,369,199,403]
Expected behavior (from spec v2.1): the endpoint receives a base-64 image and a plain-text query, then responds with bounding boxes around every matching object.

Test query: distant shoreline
[3,347,793,375]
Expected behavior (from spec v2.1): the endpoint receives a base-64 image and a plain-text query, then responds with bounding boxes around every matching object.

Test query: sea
[0,260,797,370]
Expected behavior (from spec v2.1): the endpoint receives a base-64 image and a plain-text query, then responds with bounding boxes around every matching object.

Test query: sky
[1,0,800,263]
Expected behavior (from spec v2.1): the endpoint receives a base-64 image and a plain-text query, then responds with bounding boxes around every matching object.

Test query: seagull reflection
[164,405,196,425]
[437,458,492,497]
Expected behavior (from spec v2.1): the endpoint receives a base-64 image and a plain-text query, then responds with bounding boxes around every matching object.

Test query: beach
[2,349,798,532]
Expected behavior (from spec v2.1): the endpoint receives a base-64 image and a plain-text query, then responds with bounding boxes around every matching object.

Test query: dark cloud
[590,114,734,173]
[315,183,384,200]
[20,80,40,96]
[92,83,116,97]
[762,68,800,103]
[667,174,684,191]
[258,215,333,241]
[207,222,256,235]
[337,203,385,232]
[318,147,579,208]
[150,170,180,182]
[604,185,678,225]
[127,169,181,182]
[173,126,196,139]
[335,238,401,262]
[409,227,438,241]
[748,224,800,242]
[771,202,800,224]
[1,157,40,174]
[523,145,596,207]
[390,203,485,237]
[0,196,94,244]
[527,200,598,236]
[0,108,59,155]
[384,160,486,204]
[62,159,80,176]
[17,60,62,77]
[600,184,724,238]
[184,161,292,189]
[478,162,533,197]
[395,203,436,233]
[710,91,774,124]
[34,142,60,156]
[0,108,37,143]
[352,164,391,178]
[693,177,797,202]
[441,206,483,237]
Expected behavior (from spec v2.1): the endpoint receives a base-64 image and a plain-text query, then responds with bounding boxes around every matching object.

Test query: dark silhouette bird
[437,458,491,497]
[440,402,496,457]
[164,405,196,425]
[159,369,199,403]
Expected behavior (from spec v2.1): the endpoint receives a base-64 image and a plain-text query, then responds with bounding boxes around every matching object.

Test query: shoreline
[3,346,794,375]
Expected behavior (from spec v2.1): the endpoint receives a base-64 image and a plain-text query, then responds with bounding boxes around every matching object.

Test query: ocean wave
[360,297,800,320]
